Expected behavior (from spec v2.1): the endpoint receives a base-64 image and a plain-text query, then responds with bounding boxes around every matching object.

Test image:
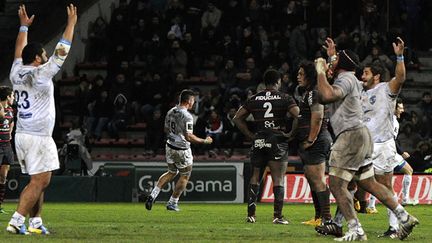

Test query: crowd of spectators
[61,0,431,170]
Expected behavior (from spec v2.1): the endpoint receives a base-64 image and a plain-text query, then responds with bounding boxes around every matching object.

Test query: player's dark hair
[179,89,195,104]
[0,86,12,101]
[22,42,44,65]
[396,97,403,106]
[263,69,281,86]
[337,49,359,71]
[364,62,385,82]
[299,61,317,89]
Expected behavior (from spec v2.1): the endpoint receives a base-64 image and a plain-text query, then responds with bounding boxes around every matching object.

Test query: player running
[145,89,213,212]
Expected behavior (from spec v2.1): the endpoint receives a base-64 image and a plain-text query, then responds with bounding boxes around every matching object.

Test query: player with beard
[7,4,77,235]
[314,37,418,241]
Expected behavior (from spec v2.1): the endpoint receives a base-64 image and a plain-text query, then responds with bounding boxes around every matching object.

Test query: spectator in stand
[107,94,128,140]
[245,0,262,26]
[222,106,243,157]
[145,109,165,156]
[75,76,91,125]
[350,32,367,61]
[417,91,432,138]
[141,73,167,121]
[165,0,185,25]
[201,2,222,30]
[289,21,308,69]
[409,140,432,172]
[239,26,261,60]
[163,40,188,77]
[282,0,302,29]
[361,45,393,73]
[87,90,112,140]
[365,30,386,54]
[409,111,428,139]
[109,73,130,101]
[130,77,146,123]
[205,110,223,157]
[235,57,262,91]
[398,123,422,154]
[182,32,199,76]
[217,34,239,62]
[84,16,108,62]
[218,59,238,97]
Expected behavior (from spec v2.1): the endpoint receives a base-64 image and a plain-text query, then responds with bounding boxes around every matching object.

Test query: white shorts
[371,139,397,174]
[395,153,405,166]
[165,145,193,170]
[15,133,60,175]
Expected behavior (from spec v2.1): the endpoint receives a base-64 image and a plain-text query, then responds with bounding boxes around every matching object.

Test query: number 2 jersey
[243,89,297,133]
[164,105,194,150]
[9,56,61,136]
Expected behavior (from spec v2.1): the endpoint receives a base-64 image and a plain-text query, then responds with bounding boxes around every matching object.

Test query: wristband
[19,26,28,32]
[306,140,314,144]
[396,55,404,62]
[203,138,211,144]
[328,55,337,63]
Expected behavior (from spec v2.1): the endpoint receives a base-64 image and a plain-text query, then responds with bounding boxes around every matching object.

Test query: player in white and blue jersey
[7,4,77,235]
[145,89,213,212]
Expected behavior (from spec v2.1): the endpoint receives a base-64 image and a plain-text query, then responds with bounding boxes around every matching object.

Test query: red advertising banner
[261,173,432,204]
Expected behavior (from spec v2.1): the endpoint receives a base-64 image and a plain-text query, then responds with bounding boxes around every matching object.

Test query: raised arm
[315,58,344,103]
[14,5,35,59]
[51,4,77,69]
[63,4,77,42]
[388,37,406,94]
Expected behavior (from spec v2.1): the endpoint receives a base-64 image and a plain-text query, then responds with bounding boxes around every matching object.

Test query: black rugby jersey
[244,89,297,132]
[0,106,14,143]
[296,88,329,140]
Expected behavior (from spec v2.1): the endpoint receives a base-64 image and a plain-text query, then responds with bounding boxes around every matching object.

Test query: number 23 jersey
[10,57,60,136]
[244,89,297,132]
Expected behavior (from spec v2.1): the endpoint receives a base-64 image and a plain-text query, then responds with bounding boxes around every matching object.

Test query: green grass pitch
[0,202,430,242]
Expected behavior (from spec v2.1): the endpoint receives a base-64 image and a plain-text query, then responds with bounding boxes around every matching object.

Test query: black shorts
[298,131,332,166]
[0,143,14,166]
[250,130,288,168]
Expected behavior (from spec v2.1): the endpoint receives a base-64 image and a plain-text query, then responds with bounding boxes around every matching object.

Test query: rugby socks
[9,211,25,227]
[393,204,409,223]
[0,183,5,204]
[368,195,377,209]
[402,174,412,201]
[347,218,364,234]
[311,191,321,219]
[247,184,259,217]
[316,188,332,221]
[29,217,43,229]
[273,186,284,219]
[149,186,161,199]
[333,207,344,227]
[168,196,179,205]
[387,195,400,230]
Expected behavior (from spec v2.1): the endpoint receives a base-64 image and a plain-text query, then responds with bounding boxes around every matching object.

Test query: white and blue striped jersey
[165,105,194,150]
[10,56,61,136]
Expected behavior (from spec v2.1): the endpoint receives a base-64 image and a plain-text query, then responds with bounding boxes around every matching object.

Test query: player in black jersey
[295,61,332,227]
[0,86,15,214]
[234,69,299,224]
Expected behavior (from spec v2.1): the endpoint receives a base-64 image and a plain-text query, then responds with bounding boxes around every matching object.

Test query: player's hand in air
[314,58,328,75]
[323,37,336,57]
[393,37,405,56]
[67,3,78,26]
[18,5,34,27]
